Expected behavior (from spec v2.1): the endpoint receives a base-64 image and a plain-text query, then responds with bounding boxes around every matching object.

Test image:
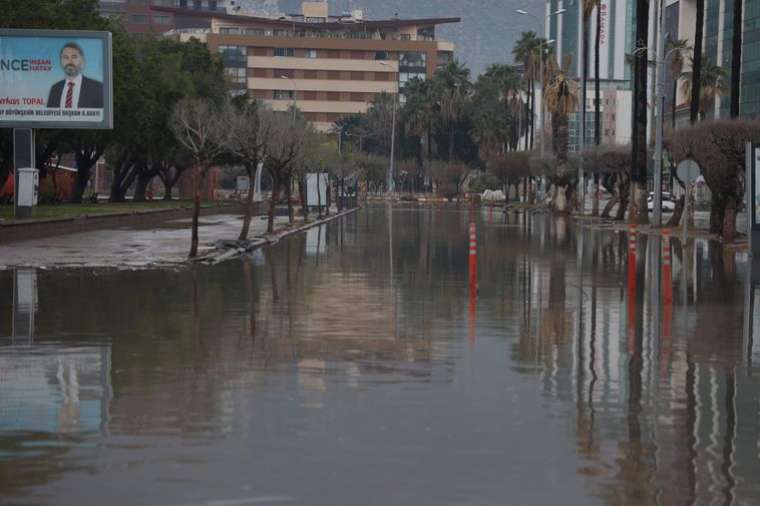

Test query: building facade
[668,0,760,121]
[151,2,457,131]
[545,0,635,151]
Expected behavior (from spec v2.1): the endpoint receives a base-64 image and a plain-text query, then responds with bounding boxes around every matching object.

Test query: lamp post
[516,8,565,159]
[280,75,297,121]
[379,61,397,195]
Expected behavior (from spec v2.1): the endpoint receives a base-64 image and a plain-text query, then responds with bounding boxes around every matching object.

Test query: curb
[194,206,361,265]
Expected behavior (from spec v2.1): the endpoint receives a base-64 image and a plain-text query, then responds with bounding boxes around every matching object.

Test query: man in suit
[46,42,103,109]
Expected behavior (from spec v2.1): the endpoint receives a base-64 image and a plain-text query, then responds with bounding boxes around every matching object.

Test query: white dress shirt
[59,74,82,109]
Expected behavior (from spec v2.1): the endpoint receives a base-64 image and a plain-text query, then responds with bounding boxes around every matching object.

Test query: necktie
[65,82,74,108]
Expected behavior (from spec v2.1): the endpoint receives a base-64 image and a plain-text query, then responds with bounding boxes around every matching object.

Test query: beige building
[155,1,459,131]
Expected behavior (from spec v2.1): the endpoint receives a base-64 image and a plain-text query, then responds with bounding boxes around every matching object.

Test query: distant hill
[235,0,544,76]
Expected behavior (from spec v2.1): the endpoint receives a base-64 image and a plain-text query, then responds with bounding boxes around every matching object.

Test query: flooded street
[2,204,760,505]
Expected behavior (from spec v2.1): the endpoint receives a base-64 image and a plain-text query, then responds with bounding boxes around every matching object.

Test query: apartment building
[98,0,232,34]
[153,1,459,131]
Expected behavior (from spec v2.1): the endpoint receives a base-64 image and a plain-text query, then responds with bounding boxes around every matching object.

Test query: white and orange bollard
[468,221,478,344]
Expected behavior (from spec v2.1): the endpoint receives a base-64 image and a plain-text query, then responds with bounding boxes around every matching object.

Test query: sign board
[306,173,328,207]
[676,159,701,183]
[747,143,760,256]
[754,146,760,229]
[236,176,250,192]
[0,29,113,129]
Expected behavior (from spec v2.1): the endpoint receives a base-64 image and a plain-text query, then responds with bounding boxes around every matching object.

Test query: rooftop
[151,6,460,31]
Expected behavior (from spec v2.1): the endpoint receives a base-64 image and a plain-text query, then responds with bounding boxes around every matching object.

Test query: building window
[274,90,295,100]
[245,28,267,36]
[193,0,202,9]
[350,92,364,102]
[304,49,317,58]
[179,0,187,7]
[219,45,246,67]
[209,0,217,9]
[274,47,295,57]
[130,14,148,24]
[225,67,246,85]
[305,16,325,23]
[375,51,388,61]
[219,26,241,34]
[153,15,171,25]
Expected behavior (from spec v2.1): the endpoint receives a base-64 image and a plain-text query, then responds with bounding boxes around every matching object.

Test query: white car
[647,192,676,212]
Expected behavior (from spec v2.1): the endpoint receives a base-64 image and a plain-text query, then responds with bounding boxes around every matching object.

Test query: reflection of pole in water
[627,225,638,350]
[662,229,673,377]
[12,268,37,345]
[468,221,478,344]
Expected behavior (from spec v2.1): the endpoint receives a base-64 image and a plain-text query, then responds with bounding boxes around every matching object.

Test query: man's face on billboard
[61,47,84,77]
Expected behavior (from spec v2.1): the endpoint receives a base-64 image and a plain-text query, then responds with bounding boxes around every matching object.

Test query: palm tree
[630,0,650,224]
[483,63,524,151]
[690,0,705,124]
[432,60,471,161]
[544,66,579,213]
[513,31,541,149]
[401,77,436,178]
[731,0,743,118]
[680,58,728,121]
[666,38,690,129]
[582,0,601,215]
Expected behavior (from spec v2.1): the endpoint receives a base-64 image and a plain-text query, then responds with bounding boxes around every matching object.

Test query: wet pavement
[1,204,760,505]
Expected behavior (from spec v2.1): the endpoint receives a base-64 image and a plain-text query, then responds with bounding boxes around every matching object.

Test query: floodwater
[2,204,760,506]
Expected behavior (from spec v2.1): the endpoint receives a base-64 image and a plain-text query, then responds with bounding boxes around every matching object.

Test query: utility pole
[653,0,665,226]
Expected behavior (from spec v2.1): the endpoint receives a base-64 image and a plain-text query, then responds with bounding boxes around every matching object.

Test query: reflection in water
[1,206,760,505]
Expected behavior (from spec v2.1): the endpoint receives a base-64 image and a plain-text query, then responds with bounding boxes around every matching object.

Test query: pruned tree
[217,98,273,240]
[669,120,760,241]
[263,111,309,234]
[171,98,225,258]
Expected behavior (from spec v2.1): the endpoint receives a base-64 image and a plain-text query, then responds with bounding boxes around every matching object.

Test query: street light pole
[653,0,666,226]
[379,61,397,195]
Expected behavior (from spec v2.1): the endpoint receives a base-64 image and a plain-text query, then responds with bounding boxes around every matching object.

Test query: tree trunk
[667,195,685,227]
[731,0,743,118]
[722,198,737,241]
[286,175,294,224]
[163,183,174,201]
[691,0,705,124]
[672,79,678,130]
[189,167,204,258]
[238,165,256,241]
[267,177,279,234]
[529,80,535,150]
[554,184,569,213]
[630,0,650,224]
[133,171,151,202]
[601,196,618,218]
[448,125,455,161]
[299,175,309,220]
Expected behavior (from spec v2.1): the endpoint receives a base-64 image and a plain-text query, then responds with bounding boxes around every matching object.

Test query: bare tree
[171,98,224,258]
[263,112,309,234]
[218,100,273,240]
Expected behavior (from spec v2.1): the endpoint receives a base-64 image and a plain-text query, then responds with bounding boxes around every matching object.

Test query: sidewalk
[0,207,352,269]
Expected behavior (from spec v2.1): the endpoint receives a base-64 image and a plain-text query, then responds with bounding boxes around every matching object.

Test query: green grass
[0,200,226,221]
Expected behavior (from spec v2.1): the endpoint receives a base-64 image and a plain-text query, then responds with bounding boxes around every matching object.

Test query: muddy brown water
[1,204,759,505]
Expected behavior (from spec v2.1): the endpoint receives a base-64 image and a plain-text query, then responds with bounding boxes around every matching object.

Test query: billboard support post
[13,128,36,219]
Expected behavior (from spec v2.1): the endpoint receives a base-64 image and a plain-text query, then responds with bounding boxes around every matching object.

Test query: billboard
[755,147,760,228]
[0,29,113,129]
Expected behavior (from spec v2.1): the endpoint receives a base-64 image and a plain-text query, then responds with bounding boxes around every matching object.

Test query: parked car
[647,192,676,212]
